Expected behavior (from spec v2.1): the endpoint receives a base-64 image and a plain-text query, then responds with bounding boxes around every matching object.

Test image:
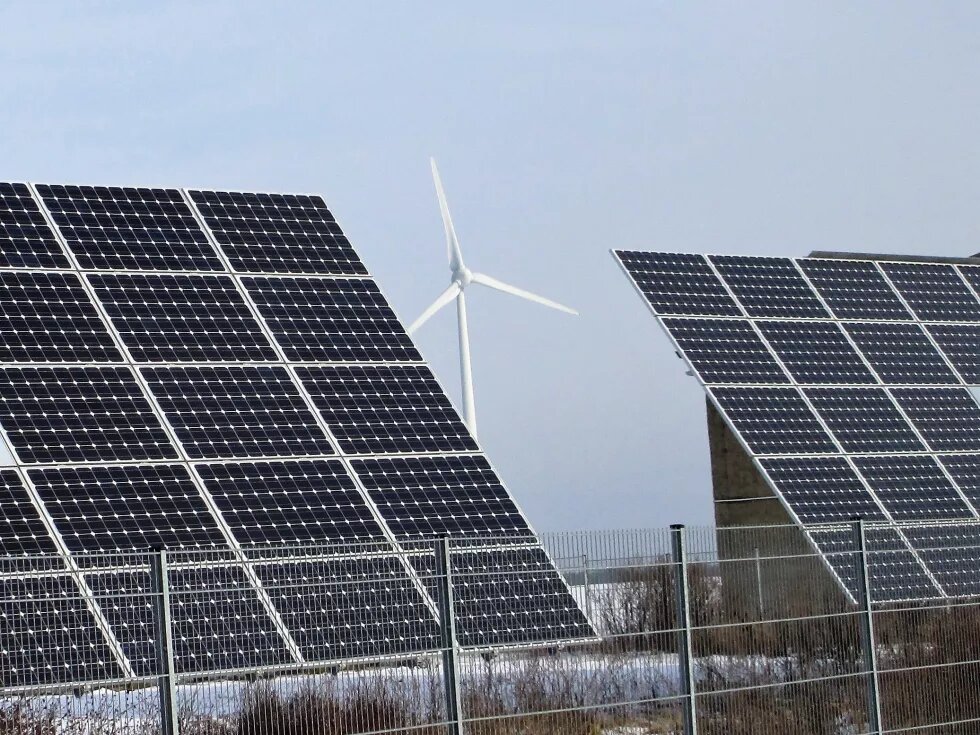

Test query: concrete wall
[706,398,846,619]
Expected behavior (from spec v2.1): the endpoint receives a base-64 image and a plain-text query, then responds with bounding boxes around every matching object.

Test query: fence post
[671,524,698,735]
[852,519,883,734]
[150,550,179,735]
[582,553,592,622]
[435,538,463,735]
[754,547,764,618]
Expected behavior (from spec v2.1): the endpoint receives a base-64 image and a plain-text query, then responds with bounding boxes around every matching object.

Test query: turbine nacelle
[410,159,578,438]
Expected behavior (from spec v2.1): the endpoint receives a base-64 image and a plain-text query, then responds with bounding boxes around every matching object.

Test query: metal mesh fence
[1,522,979,733]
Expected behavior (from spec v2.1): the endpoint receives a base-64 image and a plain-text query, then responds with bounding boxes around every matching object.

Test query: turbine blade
[430,158,465,272]
[470,272,578,315]
[408,281,461,334]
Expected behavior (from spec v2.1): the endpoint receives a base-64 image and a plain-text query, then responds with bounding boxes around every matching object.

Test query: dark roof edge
[808,250,980,265]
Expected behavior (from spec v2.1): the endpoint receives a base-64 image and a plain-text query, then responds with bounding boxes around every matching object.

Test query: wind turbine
[408,159,578,439]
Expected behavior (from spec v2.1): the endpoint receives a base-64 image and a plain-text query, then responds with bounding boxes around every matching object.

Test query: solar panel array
[0,183,591,687]
[615,250,980,602]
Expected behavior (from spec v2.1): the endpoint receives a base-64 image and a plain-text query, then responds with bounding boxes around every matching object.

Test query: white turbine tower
[408,159,578,439]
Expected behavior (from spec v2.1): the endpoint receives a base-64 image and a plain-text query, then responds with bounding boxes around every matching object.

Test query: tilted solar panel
[615,249,980,602]
[0,181,589,685]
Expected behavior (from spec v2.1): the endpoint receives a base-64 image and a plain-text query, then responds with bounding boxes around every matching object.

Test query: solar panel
[902,523,980,597]
[89,273,278,362]
[27,464,227,553]
[189,190,368,276]
[0,183,70,269]
[756,321,876,385]
[0,573,121,686]
[36,185,222,272]
[253,556,440,660]
[411,546,594,648]
[709,386,838,455]
[709,255,830,318]
[924,324,980,383]
[660,318,789,384]
[351,455,535,540]
[0,181,589,681]
[244,276,422,362]
[797,258,912,321]
[296,365,477,454]
[880,262,980,322]
[890,387,980,452]
[843,322,960,385]
[87,563,292,674]
[141,365,334,459]
[613,251,740,316]
[851,455,972,520]
[757,457,884,524]
[616,250,980,602]
[804,387,926,453]
[0,272,123,363]
[809,526,939,602]
[0,366,178,464]
[0,470,58,556]
[195,460,387,545]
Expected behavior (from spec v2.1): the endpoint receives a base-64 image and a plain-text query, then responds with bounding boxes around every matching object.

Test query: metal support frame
[754,547,765,618]
[853,519,883,734]
[582,553,592,622]
[150,550,180,735]
[671,524,698,735]
[435,538,464,735]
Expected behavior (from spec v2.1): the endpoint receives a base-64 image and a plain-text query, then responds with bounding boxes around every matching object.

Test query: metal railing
[1,520,979,734]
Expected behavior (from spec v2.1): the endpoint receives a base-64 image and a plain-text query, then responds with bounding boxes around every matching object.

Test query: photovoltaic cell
[141,365,334,459]
[709,386,837,455]
[195,460,387,545]
[89,273,277,363]
[0,183,70,269]
[891,388,980,452]
[925,324,980,384]
[797,259,912,321]
[709,255,830,318]
[27,465,226,553]
[36,185,221,272]
[756,321,876,385]
[660,318,789,384]
[411,546,594,648]
[853,455,972,520]
[189,190,368,276]
[0,470,58,556]
[351,455,534,540]
[880,262,980,322]
[244,277,422,363]
[0,366,177,464]
[613,251,740,316]
[297,365,477,455]
[0,271,122,363]
[254,557,439,661]
[804,387,926,453]
[843,322,960,385]
[758,456,884,523]
[0,574,121,686]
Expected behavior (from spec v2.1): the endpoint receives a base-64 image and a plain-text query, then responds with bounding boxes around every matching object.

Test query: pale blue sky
[2,2,980,529]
